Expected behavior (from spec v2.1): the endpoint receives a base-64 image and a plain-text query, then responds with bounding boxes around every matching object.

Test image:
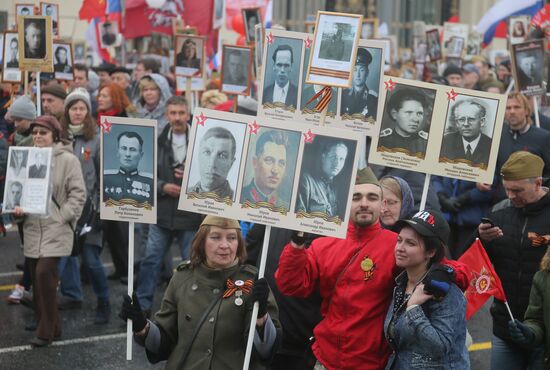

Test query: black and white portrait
[2,31,22,83]
[254,23,264,70]
[3,180,24,211]
[242,8,261,44]
[53,42,74,80]
[186,119,247,202]
[74,42,85,63]
[318,21,354,62]
[509,16,530,45]
[340,46,383,121]
[300,45,337,114]
[240,128,300,213]
[221,45,251,95]
[174,36,203,77]
[439,95,498,169]
[99,21,120,48]
[466,32,482,57]
[426,29,441,61]
[295,135,356,221]
[262,36,301,108]
[22,17,46,59]
[40,3,59,37]
[16,4,33,17]
[513,41,545,94]
[377,84,436,159]
[28,150,49,179]
[8,148,29,179]
[445,36,464,58]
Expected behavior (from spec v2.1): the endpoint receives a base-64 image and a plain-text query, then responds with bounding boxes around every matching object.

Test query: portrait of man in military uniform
[340,47,379,121]
[240,129,300,212]
[103,131,154,207]
[377,86,434,159]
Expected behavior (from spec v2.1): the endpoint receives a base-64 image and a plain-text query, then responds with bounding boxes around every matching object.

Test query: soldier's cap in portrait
[356,48,372,67]
[501,151,544,180]
[201,215,241,229]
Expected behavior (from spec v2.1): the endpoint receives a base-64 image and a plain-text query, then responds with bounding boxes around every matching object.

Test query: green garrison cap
[355,167,380,186]
[201,216,241,229]
[501,151,544,181]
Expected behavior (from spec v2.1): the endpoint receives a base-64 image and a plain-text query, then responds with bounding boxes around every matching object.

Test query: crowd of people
[0,19,549,370]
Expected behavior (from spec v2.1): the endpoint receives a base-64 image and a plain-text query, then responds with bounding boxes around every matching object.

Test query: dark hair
[10,181,23,190]
[227,49,243,61]
[165,95,189,109]
[117,131,144,149]
[271,44,294,64]
[422,235,448,264]
[181,38,197,53]
[386,88,427,116]
[60,99,96,141]
[189,225,247,267]
[255,130,288,157]
[138,58,160,74]
[74,63,88,78]
[10,38,18,46]
[55,46,67,59]
[201,126,236,158]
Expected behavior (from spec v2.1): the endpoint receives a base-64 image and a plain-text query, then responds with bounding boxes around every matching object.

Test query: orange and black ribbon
[223,278,253,298]
[305,86,333,113]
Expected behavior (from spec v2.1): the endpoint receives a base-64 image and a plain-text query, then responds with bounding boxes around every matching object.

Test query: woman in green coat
[120,215,281,370]
[508,246,550,369]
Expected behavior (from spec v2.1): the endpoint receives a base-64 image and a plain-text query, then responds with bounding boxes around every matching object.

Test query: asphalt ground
[0,229,492,369]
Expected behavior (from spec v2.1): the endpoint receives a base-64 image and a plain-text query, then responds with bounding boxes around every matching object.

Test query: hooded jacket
[136,73,171,134]
[23,142,86,258]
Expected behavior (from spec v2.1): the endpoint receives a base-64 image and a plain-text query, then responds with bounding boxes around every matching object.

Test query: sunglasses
[32,129,51,136]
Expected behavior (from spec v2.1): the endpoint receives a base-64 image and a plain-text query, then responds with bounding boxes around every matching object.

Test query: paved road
[0,229,493,369]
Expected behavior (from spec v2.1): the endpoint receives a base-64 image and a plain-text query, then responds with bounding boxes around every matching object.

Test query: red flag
[79,0,107,20]
[459,239,506,320]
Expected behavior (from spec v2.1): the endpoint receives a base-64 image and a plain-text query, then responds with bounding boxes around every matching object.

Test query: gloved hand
[437,193,459,213]
[508,319,535,345]
[119,292,147,332]
[290,230,305,246]
[251,278,270,317]
[455,192,471,207]
[423,264,455,299]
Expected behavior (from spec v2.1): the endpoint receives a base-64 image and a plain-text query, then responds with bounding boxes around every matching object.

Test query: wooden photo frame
[174,35,205,78]
[511,39,546,96]
[220,44,253,96]
[52,41,74,81]
[18,15,53,72]
[39,2,59,38]
[509,15,530,45]
[2,31,23,83]
[426,28,442,62]
[242,7,261,44]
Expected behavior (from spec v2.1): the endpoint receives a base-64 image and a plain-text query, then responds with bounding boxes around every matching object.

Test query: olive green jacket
[524,269,550,370]
[149,261,281,370]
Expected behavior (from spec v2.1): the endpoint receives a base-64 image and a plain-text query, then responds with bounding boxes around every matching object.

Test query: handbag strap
[51,195,75,233]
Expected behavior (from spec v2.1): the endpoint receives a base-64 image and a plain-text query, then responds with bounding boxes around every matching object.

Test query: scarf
[68,124,85,138]
[97,109,121,125]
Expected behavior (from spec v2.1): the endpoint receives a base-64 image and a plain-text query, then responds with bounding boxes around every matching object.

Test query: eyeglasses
[32,129,51,136]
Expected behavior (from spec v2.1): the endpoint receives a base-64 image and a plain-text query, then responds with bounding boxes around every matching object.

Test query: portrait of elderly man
[188,126,237,199]
[4,181,24,211]
[23,19,46,59]
[516,49,543,88]
[241,130,291,210]
[8,149,28,178]
[341,47,378,119]
[378,87,430,158]
[440,98,492,167]
[28,150,48,179]
[295,140,349,219]
[262,44,298,107]
[104,131,154,206]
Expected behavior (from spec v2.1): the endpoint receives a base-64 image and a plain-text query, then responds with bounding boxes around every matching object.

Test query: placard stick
[126,221,135,360]
[36,72,41,116]
[185,77,192,104]
[233,96,238,113]
[242,225,271,370]
[505,79,515,94]
[419,173,431,210]
[24,72,29,96]
[533,96,540,128]
[319,105,328,126]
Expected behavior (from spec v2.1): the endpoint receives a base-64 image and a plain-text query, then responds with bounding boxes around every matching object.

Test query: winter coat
[524,269,550,370]
[135,73,171,134]
[23,142,86,258]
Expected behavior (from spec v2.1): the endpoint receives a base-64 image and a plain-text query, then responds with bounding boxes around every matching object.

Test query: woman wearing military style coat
[121,216,281,370]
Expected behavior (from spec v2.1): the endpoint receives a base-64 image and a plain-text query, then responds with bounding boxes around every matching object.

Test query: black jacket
[156,124,202,231]
[482,190,550,341]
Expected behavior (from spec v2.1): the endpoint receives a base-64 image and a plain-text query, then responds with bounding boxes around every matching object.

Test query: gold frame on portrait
[17,15,54,72]
[173,34,206,78]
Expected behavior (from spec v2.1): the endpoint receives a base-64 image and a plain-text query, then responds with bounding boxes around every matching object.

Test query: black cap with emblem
[393,209,450,245]
[356,48,373,67]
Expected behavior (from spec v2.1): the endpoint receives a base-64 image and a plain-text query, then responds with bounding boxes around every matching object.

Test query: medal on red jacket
[360,256,376,281]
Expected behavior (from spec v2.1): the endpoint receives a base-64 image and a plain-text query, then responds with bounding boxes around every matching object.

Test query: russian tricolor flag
[476,0,543,45]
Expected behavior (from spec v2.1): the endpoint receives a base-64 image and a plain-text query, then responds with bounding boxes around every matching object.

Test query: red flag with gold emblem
[458,239,506,320]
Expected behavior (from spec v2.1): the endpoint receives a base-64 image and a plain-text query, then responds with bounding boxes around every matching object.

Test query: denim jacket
[383,271,470,370]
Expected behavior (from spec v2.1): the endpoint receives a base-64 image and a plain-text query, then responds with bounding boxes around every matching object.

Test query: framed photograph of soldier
[368,76,507,184]
[99,116,157,224]
[178,108,360,238]
[17,15,53,72]
[3,147,52,215]
[509,15,530,45]
[15,4,34,19]
[442,22,469,59]
[39,2,59,37]
[2,31,22,83]
[361,18,378,39]
[242,7,261,44]
[52,41,74,81]
[305,11,363,88]
[220,45,253,96]
[510,39,546,96]
[466,31,482,57]
[98,20,121,48]
[73,41,85,63]
[426,28,442,62]
[212,0,225,29]
[174,35,205,77]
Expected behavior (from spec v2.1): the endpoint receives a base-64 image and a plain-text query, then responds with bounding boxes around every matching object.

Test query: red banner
[79,0,107,20]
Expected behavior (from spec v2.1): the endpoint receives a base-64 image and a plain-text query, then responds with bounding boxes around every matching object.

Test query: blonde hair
[380,177,402,202]
[200,89,228,108]
[507,92,533,124]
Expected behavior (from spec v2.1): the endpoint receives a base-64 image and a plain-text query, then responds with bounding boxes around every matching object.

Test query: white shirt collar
[461,134,481,154]
[273,81,289,103]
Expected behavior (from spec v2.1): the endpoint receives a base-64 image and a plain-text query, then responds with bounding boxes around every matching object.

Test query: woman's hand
[13,206,24,217]
[407,283,433,307]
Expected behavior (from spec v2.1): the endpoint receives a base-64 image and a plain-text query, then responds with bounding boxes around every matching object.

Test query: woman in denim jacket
[384,210,470,370]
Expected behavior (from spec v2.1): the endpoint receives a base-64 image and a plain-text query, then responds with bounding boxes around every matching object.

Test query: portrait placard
[40,2,59,38]
[73,41,86,63]
[2,31,22,83]
[100,116,157,224]
[174,35,205,77]
[306,11,363,88]
[98,20,121,48]
[221,45,253,96]
[15,4,34,21]
[178,108,360,238]
[52,41,74,81]
[509,15,530,45]
[242,7,261,44]
[442,22,469,59]
[3,147,52,215]
[18,15,53,72]
[466,31,482,58]
[426,28,442,62]
[511,39,546,96]
[368,76,507,184]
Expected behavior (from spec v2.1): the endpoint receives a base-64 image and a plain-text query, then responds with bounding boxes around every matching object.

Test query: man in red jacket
[275,167,468,370]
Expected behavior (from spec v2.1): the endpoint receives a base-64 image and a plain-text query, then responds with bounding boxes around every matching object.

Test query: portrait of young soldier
[103,131,154,206]
[262,43,299,107]
[241,129,297,211]
[377,87,432,158]
[440,98,493,168]
[340,47,378,120]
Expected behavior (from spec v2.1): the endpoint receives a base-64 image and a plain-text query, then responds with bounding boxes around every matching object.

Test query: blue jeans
[136,225,195,310]
[58,256,83,301]
[491,334,544,370]
[81,244,109,301]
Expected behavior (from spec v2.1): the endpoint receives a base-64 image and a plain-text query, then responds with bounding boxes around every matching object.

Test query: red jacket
[275,221,469,370]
